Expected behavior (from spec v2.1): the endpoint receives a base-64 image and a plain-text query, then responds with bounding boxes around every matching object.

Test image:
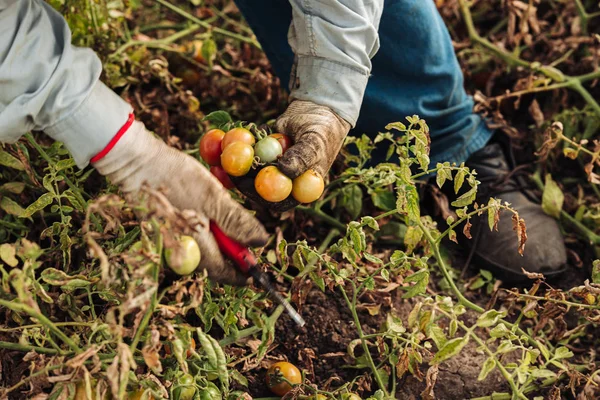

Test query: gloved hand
[93,120,269,286]
[232,100,351,211]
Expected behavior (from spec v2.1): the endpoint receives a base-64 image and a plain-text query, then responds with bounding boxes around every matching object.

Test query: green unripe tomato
[175,374,197,400]
[199,382,221,400]
[341,393,362,400]
[255,137,283,163]
[165,236,201,275]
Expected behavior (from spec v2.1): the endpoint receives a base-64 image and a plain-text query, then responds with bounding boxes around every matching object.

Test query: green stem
[0,341,63,355]
[129,222,163,352]
[340,282,389,396]
[0,299,81,353]
[153,0,261,49]
[112,23,202,56]
[297,206,346,231]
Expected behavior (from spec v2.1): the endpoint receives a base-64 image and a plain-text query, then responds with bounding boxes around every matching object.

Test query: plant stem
[339,282,389,396]
[0,341,63,355]
[511,292,598,309]
[153,0,261,49]
[297,206,346,231]
[0,299,81,353]
[112,23,202,56]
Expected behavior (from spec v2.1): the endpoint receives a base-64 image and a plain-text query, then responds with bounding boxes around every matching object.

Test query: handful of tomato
[199,127,324,204]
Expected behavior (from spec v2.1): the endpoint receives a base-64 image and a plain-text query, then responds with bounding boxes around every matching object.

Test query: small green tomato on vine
[165,236,201,275]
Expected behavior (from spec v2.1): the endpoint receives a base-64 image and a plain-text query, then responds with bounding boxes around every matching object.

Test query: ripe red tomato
[210,166,235,189]
[221,142,254,177]
[255,137,283,163]
[255,166,292,202]
[266,361,302,396]
[221,127,256,150]
[292,169,325,203]
[200,129,226,166]
[269,133,292,154]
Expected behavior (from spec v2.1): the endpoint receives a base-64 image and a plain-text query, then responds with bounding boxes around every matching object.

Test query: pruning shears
[209,221,306,328]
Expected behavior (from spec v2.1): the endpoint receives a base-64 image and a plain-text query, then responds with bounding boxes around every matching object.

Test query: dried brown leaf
[463,219,473,239]
[421,364,439,400]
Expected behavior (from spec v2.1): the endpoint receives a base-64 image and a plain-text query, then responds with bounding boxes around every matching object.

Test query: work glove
[93,120,269,286]
[232,100,351,211]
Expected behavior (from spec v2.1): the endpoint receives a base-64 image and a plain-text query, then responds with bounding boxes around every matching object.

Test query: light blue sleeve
[287,0,384,127]
[0,0,132,168]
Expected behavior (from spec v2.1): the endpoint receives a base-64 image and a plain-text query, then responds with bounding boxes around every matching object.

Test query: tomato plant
[165,236,201,275]
[255,166,293,202]
[292,169,325,203]
[221,127,256,150]
[200,129,226,166]
[210,165,235,189]
[255,137,283,163]
[221,142,254,176]
[266,361,302,396]
[269,133,293,153]
[165,337,196,358]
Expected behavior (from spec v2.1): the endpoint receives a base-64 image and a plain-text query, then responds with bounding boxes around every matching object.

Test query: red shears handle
[209,221,257,275]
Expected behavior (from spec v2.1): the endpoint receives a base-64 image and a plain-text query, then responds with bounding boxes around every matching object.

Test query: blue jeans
[234,0,494,166]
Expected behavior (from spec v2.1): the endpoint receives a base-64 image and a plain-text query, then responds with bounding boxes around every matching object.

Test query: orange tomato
[255,166,293,202]
[221,142,254,177]
[292,170,324,203]
[221,127,255,150]
[266,361,302,396]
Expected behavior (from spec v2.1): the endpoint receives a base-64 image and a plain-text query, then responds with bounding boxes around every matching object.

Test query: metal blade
[251,269,306,328]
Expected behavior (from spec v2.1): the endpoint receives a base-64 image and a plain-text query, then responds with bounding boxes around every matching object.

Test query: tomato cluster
[199,127,324,204]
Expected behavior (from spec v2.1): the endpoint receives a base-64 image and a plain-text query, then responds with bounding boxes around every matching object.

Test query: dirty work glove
[232,100,351,211]
[92,119,268,286]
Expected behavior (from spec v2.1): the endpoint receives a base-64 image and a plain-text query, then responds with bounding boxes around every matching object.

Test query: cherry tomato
[210,166,235,189]
[165,236,201,275]
[221,127,256,150]
[269,133,293,154]
[199,383,221,400]
[311,395,327,400]
[292,169,325,203]
[199,129,226,166]
[221,142,254,177]
[266,361,302,396]
[176,374,197,400]
[165,337,196,358]
[255,166,293,202]
[255,137,283,163]
[341,393,362,400]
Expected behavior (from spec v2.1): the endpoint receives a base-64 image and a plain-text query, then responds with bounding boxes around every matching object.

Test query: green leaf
[0,244,18,267]
[361,216,379,231]
[431,336,469,364]
[363,252,383,264]
[541,174,564,219]
[478,357,496,381]
[553,346,574,360]
[230,370,248,387]
[405,185,420,223]
[372,190,395,211]
[0,150,24,170]
[530,368,557,379]
[0,182,25,194]
[451,186,477,207]
[41,268,90,286]
[21,193,54,218]
[427,324,447,349]
[454,167,466,194]
[55,158,76,171]
[404,225,423,253]
[489,324,510,338]
[203,111,232,127]
[476,310,506,328]
[402,269,429,298]
[386,314,406,334]
[339,185,363,219]
[480,269,493,281]
[1,197,26,217]
[201,38,217,68]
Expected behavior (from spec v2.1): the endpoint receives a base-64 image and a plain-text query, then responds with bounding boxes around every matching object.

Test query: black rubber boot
[462,141,568,281]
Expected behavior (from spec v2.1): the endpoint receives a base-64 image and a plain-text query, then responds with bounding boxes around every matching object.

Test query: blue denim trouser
[234,0,494,166]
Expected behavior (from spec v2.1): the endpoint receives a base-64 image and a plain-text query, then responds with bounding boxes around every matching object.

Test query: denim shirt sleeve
[0,0,131,168]
[287,0,383,127]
